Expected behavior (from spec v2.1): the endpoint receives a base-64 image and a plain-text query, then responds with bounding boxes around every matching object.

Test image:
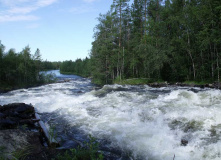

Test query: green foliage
[0,43,58,91]
[49,125,58,143]
[0,145,33,160]
[114,78,152,85]
[60,57,91,77]
[0,146,7,160]
[11,146,33,160]
[41,61,61,71]
[183,80,213,85]
[56,135,103,160]
[90,0,221,84]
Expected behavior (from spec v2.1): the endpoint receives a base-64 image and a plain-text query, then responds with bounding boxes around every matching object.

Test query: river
[0,70,221,160]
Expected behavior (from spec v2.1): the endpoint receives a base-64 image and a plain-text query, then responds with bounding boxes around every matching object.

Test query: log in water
[0,70,221,160]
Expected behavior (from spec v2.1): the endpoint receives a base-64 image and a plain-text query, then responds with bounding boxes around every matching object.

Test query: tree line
[89,0,220,85]
[60,57,91,77]
[0,42,60,91]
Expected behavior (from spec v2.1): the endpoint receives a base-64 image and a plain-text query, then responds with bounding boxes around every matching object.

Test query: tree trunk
[187,31,196,79]
[216,46,219,88]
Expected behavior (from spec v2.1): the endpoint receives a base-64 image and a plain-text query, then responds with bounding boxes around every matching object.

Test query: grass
[183,80,213,85]
[0,145,33,160]
[114,78,150,85]
[56,135,103,160]
[113,78,164,85]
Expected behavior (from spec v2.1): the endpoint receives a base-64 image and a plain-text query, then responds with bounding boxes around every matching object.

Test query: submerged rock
[181,139,188,146]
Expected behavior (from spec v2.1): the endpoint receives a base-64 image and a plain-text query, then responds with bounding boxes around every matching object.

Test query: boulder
[0,112,5,119]
[0,119,17,129]
[181,139,188,146]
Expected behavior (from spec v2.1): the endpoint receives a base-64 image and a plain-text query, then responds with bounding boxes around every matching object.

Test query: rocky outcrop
[0,103,35,130]
[148,82,221,89]
[0,103,63,160]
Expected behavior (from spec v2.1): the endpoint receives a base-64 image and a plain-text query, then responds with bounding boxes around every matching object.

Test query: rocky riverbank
[0,103,65,160]
[148,81,221,89]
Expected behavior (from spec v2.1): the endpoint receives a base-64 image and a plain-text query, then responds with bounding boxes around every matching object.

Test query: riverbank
[0,103,103,160]
[114,78,221,89]
[0,103,60,159]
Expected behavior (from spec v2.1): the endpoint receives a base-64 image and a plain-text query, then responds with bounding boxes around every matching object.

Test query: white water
[1,71,221,160]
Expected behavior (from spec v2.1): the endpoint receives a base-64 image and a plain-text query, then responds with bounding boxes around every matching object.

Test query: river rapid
[0,70,221,160]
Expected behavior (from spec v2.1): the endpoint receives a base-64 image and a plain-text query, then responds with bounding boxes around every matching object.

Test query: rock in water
[181,139,188,146]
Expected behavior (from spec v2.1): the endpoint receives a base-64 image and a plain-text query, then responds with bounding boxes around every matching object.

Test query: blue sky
[0,0,114,61]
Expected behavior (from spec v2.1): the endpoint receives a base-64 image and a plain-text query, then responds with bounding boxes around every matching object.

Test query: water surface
[1,70,221,160]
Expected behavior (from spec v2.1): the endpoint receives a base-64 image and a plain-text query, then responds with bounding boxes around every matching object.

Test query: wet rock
[194,85,205,88]
[0,112,5,119]
[18,113,33,119]
[0,103,34,114]
[0,103,37,130]
[149,82,168,88]
[181,139,188,146]
[0,119,16,128]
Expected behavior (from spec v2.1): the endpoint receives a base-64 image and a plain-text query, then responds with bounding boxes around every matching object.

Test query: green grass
[183,80,212,85]
[0,145,33,160]
[114,78,153,85]
[56,135,103,160]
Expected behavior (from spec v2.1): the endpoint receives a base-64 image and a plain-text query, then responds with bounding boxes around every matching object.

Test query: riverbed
[0,70,221,160]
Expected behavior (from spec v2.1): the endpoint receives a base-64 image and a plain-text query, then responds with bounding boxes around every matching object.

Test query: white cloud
[0,0,58,22]
[83,0,97,2]
[0,15,39,22]
[70,5,96,14]
[37,0,58,7]
[8,6,36,14]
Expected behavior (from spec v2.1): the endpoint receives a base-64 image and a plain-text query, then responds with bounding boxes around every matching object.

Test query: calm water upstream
[1,70,221,160]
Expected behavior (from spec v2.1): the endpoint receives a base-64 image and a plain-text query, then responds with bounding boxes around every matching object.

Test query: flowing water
[1,70,221,160]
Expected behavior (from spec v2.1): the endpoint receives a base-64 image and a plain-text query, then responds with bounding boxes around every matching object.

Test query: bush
[56,135,103,160]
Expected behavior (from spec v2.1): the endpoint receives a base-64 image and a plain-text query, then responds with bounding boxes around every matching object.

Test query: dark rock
[188,88,199,93]
[0,119,16,128]
[14,104,34,113]
[6,111,19,117]
[0,112,5,119]
[18,113,33,119]
[194,85,205,88]
[213,82,221,89]
[1,103,34,114]
[181,139,188,146]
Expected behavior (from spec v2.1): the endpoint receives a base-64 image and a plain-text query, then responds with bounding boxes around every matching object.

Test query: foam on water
[0,77,221,160]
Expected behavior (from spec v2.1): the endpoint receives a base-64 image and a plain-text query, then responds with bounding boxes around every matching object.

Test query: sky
[0,0,114,61]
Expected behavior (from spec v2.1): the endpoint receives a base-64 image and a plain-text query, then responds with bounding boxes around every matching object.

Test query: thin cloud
[70,5,96,14]
[83,0,97,2]
[0,0,58,22]
[0,15,39,22]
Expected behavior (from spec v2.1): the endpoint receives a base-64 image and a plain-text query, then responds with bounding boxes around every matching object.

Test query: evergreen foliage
[90,0,221,85]
[60,57,91,77]
[0,42,57,91]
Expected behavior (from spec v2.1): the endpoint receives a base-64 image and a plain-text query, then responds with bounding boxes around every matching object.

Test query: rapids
[0,70,221,160]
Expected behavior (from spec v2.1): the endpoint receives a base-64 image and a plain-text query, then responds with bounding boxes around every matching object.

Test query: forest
[89,0,220,85]
[60,58,91,77]
[0,43,59,91]
[1,0,220,87]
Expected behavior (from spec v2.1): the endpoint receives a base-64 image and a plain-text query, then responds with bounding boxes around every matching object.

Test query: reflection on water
[0,70,221,160]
